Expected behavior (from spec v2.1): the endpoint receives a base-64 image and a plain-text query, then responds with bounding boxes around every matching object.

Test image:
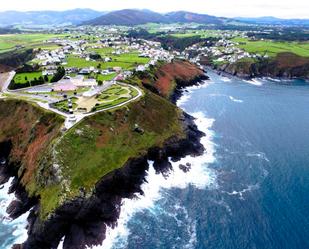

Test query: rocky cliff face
[214,53,309,79]
[0,99,64,224]
[141,59,209,101]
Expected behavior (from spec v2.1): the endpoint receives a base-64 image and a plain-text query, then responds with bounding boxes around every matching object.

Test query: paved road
[1,71,15,92]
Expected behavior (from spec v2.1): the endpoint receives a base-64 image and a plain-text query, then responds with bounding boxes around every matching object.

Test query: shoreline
[204,65,309,83]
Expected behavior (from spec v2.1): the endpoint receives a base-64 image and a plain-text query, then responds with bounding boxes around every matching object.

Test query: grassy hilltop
[0,60,203,219]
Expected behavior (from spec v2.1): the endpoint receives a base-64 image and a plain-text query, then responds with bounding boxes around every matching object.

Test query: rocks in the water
[179,162,192,173]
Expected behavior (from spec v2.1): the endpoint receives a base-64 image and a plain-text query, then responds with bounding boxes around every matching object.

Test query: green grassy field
[0,33,67,54]
[170,30,221,38]
[96,73,116,82]
[88,47,114,56]
[39,91,184,218]
[232,37,309,57]
[66,55,100,68]
[13,72,46,84]
[66,52,150,70]
[115,53,150,64]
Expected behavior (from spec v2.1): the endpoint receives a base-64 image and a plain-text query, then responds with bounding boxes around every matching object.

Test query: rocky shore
[210,53,309,80]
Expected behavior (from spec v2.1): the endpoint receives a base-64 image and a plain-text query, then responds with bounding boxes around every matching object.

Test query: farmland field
[232,37,309,57]
[66,52,149,70]
[0,33,67,54]
[170,30,221,38]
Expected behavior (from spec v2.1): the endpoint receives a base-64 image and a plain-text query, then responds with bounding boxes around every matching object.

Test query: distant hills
[0,9,103,26]
[83,9,226,26]
[83,9,166,26]
[0,8,308,27]
[236,16,309,26]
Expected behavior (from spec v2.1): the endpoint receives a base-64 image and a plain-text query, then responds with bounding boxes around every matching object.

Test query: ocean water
[98,71,309,249]
[2,71,309,249]
[0,178,28,249]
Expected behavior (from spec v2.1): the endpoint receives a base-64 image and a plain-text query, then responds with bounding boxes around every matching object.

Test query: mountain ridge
[0,8,104,26]
[83,9,226,26]
[0,8,308,27]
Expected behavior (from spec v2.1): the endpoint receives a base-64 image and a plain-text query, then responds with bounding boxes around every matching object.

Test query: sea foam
[0,178,29,247]
[244,78,263,86]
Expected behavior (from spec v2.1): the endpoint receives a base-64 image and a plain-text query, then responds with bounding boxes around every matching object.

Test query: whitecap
[225,184,260,200]
[246,152,270,162]
[229,96,243,103]
[221,77,232,82]
[244,79,263,86]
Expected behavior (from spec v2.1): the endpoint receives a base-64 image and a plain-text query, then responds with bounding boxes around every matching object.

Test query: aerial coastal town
[0,27,177,129]
[1,22,308,130]
[0,5,309,249]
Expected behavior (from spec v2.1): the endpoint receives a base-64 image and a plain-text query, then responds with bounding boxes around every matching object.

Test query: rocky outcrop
[213,53,309,80]
[141,59,209,100]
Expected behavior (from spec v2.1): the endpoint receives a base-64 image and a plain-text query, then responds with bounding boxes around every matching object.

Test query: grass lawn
[66,53,149,70]
[88,47,114,56]
[114,52,150,64]
[232,37,309,57]
[66,55,100,68]
[96,73,116,82]
[13,72,45,84]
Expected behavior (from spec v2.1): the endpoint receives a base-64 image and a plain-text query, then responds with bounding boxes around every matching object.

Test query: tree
[51,67,65,83]
[98,80,103,86]
[44,75,49,82]
[97,63,101,69]
[25,76,28,81]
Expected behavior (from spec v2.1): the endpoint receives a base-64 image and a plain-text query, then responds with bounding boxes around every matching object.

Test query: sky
[0,0,308,19]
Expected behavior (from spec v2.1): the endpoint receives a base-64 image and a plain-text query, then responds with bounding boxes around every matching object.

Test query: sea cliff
[0,60,208,249]
[201,53,309,80]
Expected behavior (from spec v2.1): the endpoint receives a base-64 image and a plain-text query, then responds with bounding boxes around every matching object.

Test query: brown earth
[0,99,64,194]
[142,60,207,98]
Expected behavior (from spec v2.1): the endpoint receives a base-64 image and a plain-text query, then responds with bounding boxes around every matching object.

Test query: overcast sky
[0,0,308,19]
